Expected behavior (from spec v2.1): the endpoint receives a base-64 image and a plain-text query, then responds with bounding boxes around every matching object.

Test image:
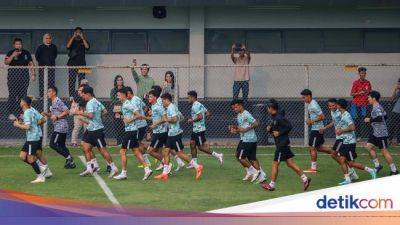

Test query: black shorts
[50,132,67,145]
[83,129,107,148]
[332,139,344,152]
[191,131,207,146]
[22,141,40,155]
[122,131,139,149]
[82,130,88,142]
[137,126,147,142]
[274,146,295,162]
[339,143,358,161]
[309,130,325,147]
[150,132,168,149]
[166,134,184,152]
[38,137,43,150]
[367,135,389,150]
[236,141,257,161]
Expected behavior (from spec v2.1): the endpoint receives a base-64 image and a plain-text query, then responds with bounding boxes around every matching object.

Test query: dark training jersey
[268,111,293,147]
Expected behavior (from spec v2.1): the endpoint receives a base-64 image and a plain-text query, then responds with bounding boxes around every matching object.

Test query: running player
[42,86,76,169]
[301,89,331,173]
[335,98,377,182]
[74,86,118,178]
[13,97,47,183]
[113,87,152,180]
[229,99,265,182]
[261,99,311,191]
[154,93,203,180]
[364,91,398,175]
[186,90,223,167]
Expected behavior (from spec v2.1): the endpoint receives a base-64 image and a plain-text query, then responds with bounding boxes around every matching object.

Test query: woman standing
[110,75,125,145]
[161,71,176,100]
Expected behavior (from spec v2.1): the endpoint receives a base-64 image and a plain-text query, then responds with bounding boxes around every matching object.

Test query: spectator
[70,79,89,146]
[350,67,372,139]
[131,58,155,100]
[35,33,58,98]
[161,71,175,99]
[390,78,400,145]
[66,27,90,98]
[110,75,125,145]
[231,43,250,104]
[4,37,35,116]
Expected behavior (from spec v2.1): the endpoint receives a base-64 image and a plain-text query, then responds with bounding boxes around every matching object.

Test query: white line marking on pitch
[78,156,124,213]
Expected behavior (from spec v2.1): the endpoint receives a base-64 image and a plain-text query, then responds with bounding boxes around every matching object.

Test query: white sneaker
[142,170,153,180]
[31,175,45,184]
[217,153,224,165]
[113,173,127,180]
[155,163,163,171]
[79,169,93,177]
[251,171,261,183]
[186,162,195,169]
[167,163,173,174]
[44,168,53,178]
[242,173,252,181]
[350,171,359,181]
[108,168,119,178]
[175,163,184,172]
[256,173,266,184]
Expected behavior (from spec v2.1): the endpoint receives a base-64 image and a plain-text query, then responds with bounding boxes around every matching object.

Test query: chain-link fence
[0,64,399,147]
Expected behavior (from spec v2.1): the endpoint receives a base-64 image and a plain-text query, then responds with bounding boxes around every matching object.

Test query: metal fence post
[174,67,179,107]
[303,65,310,147]
[42,66,49,146]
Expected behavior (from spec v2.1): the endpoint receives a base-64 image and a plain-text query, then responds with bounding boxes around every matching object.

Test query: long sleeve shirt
[131,68,155,99]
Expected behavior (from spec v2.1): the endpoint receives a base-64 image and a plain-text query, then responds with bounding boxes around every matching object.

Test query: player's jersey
[371,104,388,137]
[50,97,69,133]
[121,99,139,132]
[31,107,43,138]
[191,101,207,133]
[166,103,183,137]
[130,96,147,128]
[237,110,257,143]
[308,99,324,130]
[86,98,105,131]
[157,97,162,105]
[23,108,41,141]
[339,111,356,144]
[331,109,342,140]
[151,101,168,134]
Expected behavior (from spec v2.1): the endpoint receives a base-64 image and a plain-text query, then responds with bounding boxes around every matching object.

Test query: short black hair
[148,90,160,98]
[13,38,22,44]
[337,99,348,109]
[187,90,197,98]
[78,99,87,108]
[82,85,94,96]
[141,63,150,71]
[300,89,312,96]
[151,85,162,96]
[328,98,337,103]
[161,93,173,102]
[22,96,32,106]
[267,98,279,111]
[48,86,58,94]
[369,90,381,102]
[74,27,83,32]
[117,87,128,95]
[358,67,367,73]
[230,99,244,106]
[124,86,133,95]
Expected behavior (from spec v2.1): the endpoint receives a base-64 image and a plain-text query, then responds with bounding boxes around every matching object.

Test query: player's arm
[307,112,325,125]
[164,115,178,123]
[37,118,46,125]
[320,122,334,132]
[238,120,259,133]
[13,120,30,130]
[76,111,94,119]
[130,59,141,83]
[188,113,203,124]
[341,123,356,133]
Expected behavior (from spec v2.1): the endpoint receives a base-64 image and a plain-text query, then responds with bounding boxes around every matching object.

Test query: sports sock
[143,154,150,165]
[163,164,169,174]
[300,174,308,182]
[31,161,41,174]
[390,163,397,172]
[269,181,276,188]
[344,174,351,182]
[175,156,185,166]
[211,151,219,157]
[311,161,317,170]
[372,158,380,167]
[190,159,199,169]
[365,167,374,173]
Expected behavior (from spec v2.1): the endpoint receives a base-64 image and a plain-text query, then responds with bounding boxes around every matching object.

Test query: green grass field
[0,146,399,211]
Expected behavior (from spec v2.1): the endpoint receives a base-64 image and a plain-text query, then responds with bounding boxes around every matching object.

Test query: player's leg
[305,131,319,173]
[365,141,382,172]
[261,160,279,191]
[26,142,45,183]
[154,147,171,180]
[80,141,95,176]
[236,141,257,181]
[138,127,150,166]
[343,144,376,179]
[247,142,264,182]
[19,150,28,164]
[58,133,75,169]
[187,139,198,169]
[115,148,128,180]
[381,148,398,175]
[171,149,185,171]
[286,158,311,191]
[175,137,203,180]
[196,132,223,165]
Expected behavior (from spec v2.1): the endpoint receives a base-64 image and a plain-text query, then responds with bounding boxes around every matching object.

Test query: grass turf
[0,146,399,211]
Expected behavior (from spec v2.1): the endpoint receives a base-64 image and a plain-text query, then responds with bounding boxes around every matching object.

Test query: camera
[235,42,243,52]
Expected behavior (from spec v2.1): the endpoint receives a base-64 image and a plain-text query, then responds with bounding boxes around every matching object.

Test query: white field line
[78,156,124,213]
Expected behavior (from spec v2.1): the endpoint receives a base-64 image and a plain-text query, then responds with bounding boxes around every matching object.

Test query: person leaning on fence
[161,71,175,99]
[131,58,155,100]
[390,78,400,145]
[66,27,90,99]
[4,37,36,117]
[35,33,57,99]
[70,80,89,146]
[110,75,126,145]
[231,43,251,105]
[350,67,372,139]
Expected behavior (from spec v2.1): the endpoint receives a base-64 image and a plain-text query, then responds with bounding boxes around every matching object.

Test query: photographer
[231,43,251,105]
[66,27,90,98]
[4,38,35,116]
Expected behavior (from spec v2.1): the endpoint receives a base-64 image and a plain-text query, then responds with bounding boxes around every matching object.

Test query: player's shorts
[82,130,88,142]
[83,129,107,148]
[150,132,168,149]
[122,131,139,149]
[38,137,43,150]
[191,131,207,146]
[22,141,40,155]
[332,139,344,152]
[274,146,295,162]
[166,133,184,152]
[137,126,147,142]
[309,130,325,148]
[339,143,358,161]
[367,135,389,150]
[50,132,67,146]
[236,141,257,161]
